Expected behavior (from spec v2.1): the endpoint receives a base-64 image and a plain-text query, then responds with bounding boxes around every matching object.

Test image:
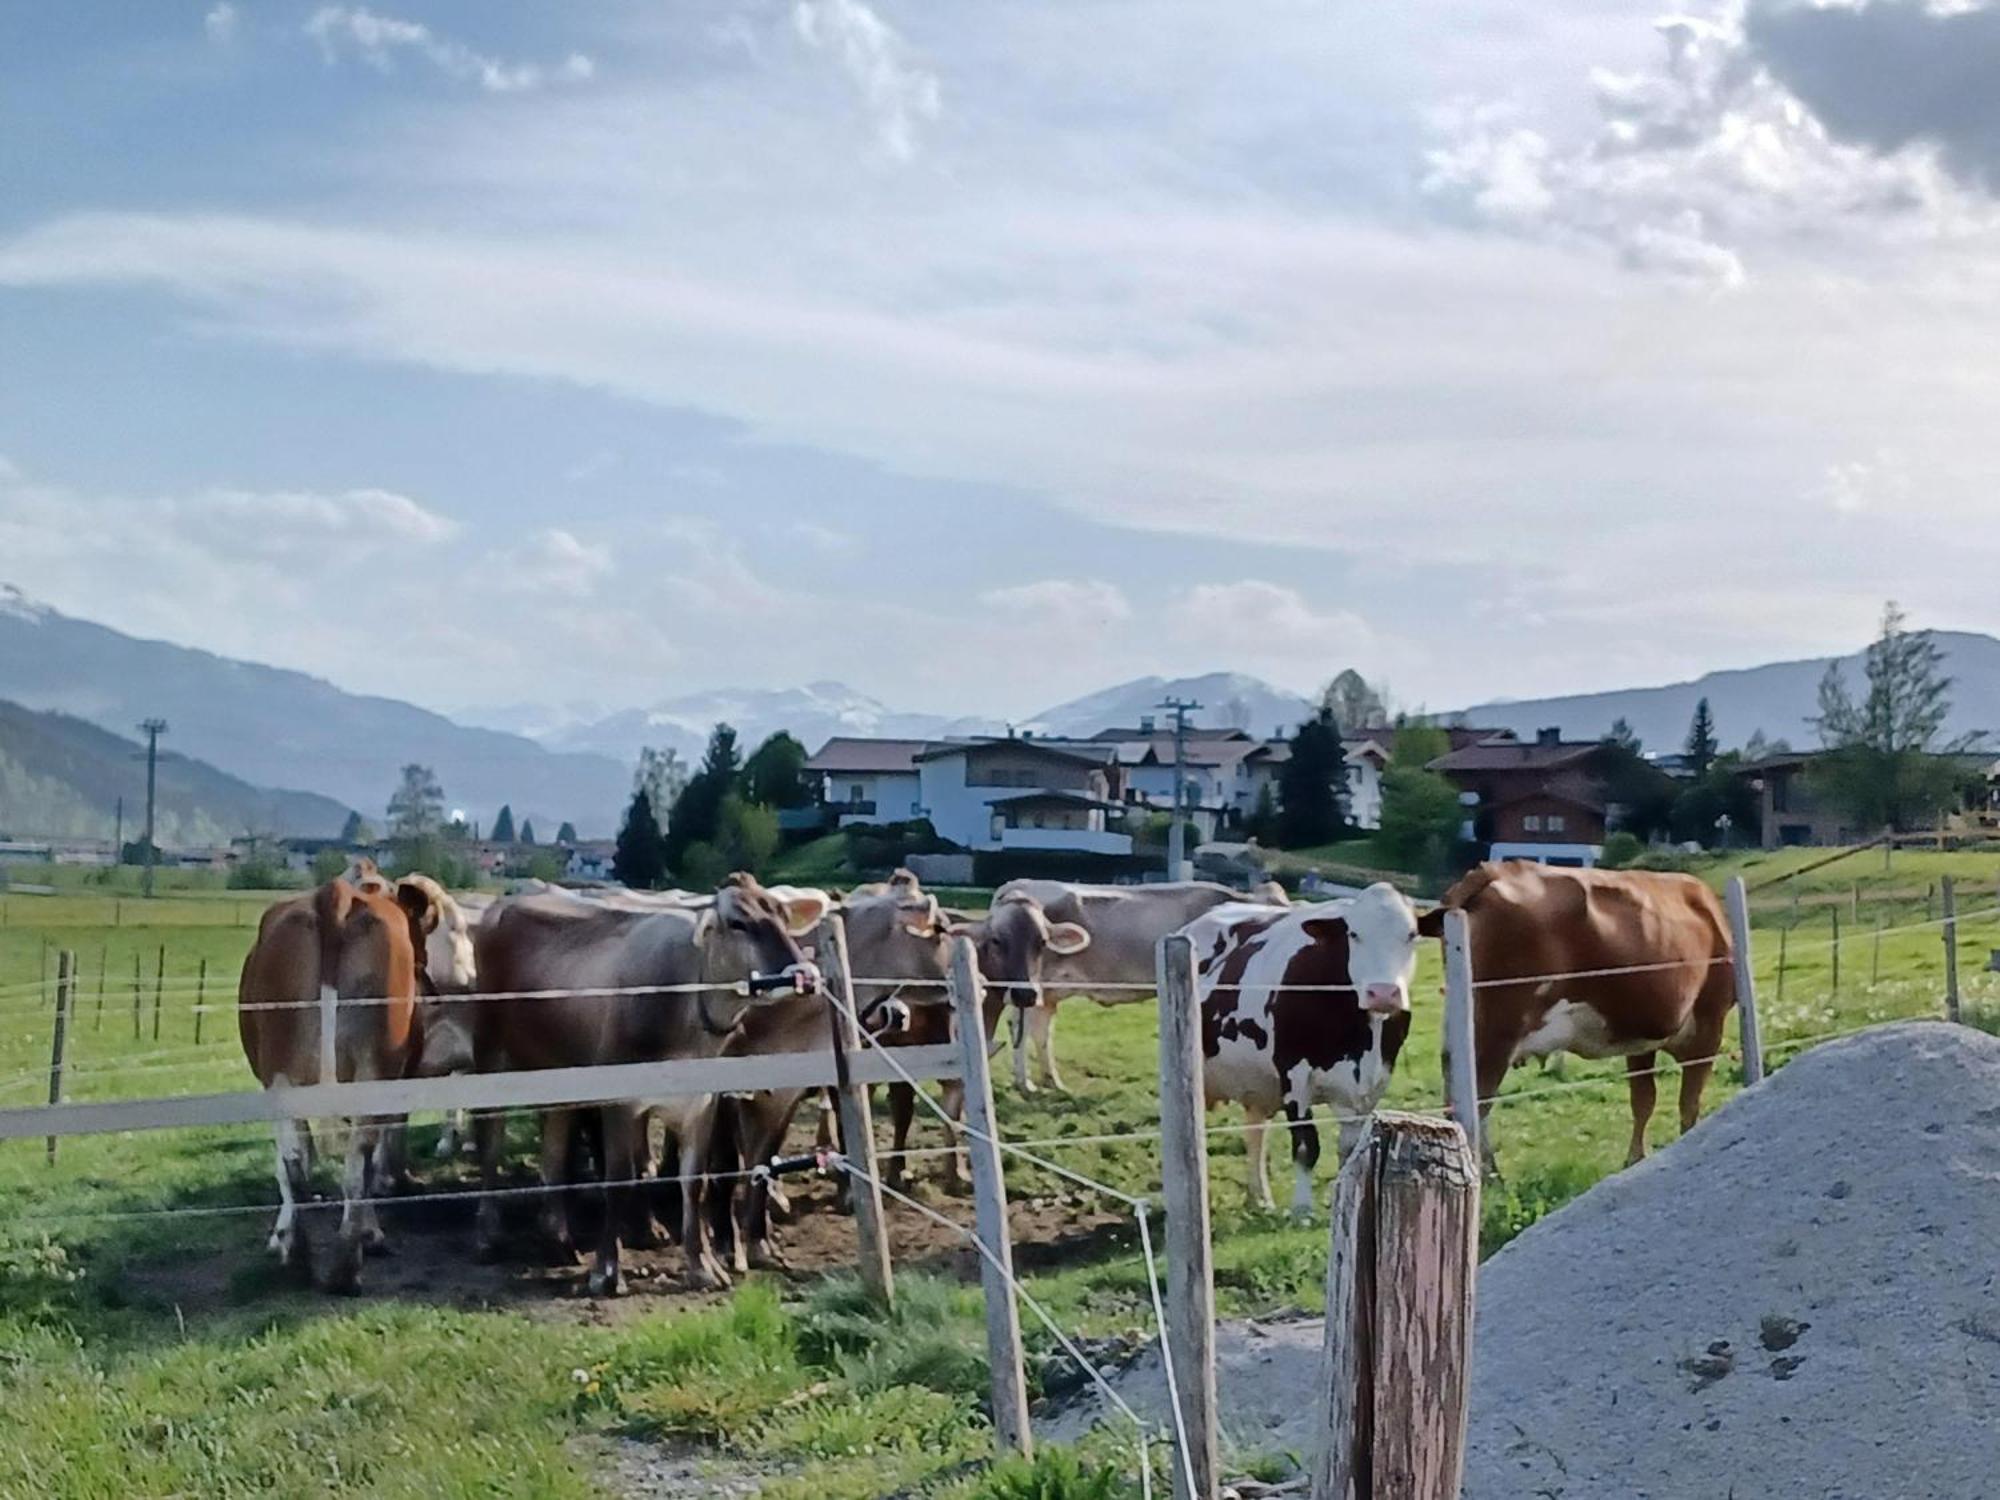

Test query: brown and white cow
[1419,861,1736,1171]
[1186,883,1423,1216]
[238,876,439,1291]
[469,872,826,1294]
[990,878,1288,1093]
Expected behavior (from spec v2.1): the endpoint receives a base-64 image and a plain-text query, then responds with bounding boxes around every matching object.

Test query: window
[848,783,866,804]
[1522,814,1542,832]
[1548,814,1567,833]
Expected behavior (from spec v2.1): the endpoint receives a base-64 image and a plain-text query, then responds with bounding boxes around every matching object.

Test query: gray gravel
[1047,1022,2000,1497]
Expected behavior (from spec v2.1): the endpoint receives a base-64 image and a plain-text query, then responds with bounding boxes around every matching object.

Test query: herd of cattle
[237,859,1738,1295]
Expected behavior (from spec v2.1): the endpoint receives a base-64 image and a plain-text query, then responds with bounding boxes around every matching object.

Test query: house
[1086,726,1262,841]
[915,737,1133,854]
[1736,753,1852,849]
[805,738,930,828]
[565,839,617,880]
[1240,735,1394,832]
[1428,727,1639,867]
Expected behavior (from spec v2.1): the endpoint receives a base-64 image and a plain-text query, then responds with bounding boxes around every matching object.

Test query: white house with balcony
[805,737,930,827]
[1240,736,1388,831]
[915,738,1133,855]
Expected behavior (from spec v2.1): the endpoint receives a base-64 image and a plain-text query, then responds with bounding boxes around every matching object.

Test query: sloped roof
[1429,740,1603,773]
[915,736,1109,767]
[806,737,932,774]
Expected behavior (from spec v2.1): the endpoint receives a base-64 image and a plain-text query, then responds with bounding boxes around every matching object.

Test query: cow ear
[901,897,943,939]
[395,879,439,936]
[1045,920,1092,956]
[783,889,831,937]
[1415,907,1446,939]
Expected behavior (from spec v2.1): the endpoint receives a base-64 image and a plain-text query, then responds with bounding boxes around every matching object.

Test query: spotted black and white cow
[1185,882,1423,1216]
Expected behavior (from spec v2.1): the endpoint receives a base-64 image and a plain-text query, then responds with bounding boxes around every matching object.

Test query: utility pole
[138,719,167,899]
[113,796,124,861]
[1159,697,1201,882]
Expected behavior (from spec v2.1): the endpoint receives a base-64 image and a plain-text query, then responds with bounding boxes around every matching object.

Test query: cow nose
[1007,986,1039,1009]
[788,962,823,995]
[1362,982,1406,1014]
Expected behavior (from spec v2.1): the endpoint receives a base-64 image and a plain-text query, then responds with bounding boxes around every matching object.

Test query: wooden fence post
[1157,932,1219,1500]
[1829,907,1840,996]
[152,944,165,1042]
[46,952,74,1165]
[1872,914,1883,988]
[1440,910,1481,1169]
[1942,875,1961,1024]
[1311,1113,1479,1500]
[94,944,107,1031]
[1774,923,1788,1012]
[1724,877,1765,1086]
[949,936,1031,1457]
[822,914,894,1305]
[130,951,142,1040]
[194,958,207,1046]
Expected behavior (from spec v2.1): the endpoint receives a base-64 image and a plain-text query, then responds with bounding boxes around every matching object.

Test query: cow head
[392,875,480,1077]
[975,891,1092,1010]
[704,872,826,998]
[1342,882,1422,1016]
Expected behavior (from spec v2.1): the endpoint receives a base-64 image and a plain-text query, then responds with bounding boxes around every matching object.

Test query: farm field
[1,857,1998,1496]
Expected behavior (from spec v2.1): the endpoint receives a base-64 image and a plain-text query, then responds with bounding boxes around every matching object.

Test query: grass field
[2,849,1998,1496]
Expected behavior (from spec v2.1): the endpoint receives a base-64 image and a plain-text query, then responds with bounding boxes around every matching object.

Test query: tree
[1741,729,1792,762]
[555,821,578,845]
[386,764,445,839]
[1376,766,1465,876]
[1606,717,1643,755]
[1275,710,1351,847]
[1596,736,1676,842]
[634,747,689,830]
[338,810,373,844]
[1670,752,1759,847]
[1390,722,1449,770]
[717,795,780,874]
[664,724,743,872]
[519,819,536,846]
[1683,698,1718,779]
[1809,601,1973,830]
[1320,670,1388,737]
[612,788,670,889]
[744,731,812,810]
[310,847,348,883]
[1244,781,1278,842]
[489,804,516,844]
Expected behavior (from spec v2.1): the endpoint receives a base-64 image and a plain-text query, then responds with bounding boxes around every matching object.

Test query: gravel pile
[1045,1023,2000,1498]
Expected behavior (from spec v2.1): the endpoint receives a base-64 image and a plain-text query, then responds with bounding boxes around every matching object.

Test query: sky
[6,1,2000,724]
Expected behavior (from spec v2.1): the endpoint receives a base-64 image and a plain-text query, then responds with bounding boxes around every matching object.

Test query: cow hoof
[586,1265,627,1299]
[1016,1079,1039,1097]
[691,1255,732,1292]
[766,1185,793,1220]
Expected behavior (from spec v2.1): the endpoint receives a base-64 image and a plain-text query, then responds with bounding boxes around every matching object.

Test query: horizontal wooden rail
[0,1043,961,1143]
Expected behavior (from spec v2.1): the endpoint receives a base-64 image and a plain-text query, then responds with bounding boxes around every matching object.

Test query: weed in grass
[972,1445,1138,1500]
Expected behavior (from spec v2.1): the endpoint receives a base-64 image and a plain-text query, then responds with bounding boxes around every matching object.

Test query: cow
[237,876,440,1292]
[1187,883,1423,1217]
[468,872,827,1295]
[1418,861,1736,1171]
[989,878,1289,1093]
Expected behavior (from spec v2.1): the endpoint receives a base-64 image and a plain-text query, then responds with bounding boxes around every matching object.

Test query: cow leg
[473,1109,509,1260]
[628,1109,670,1250]
[327,1119,377,1295]
[1282,1097,1321,1221]
[940,1079,969,1192]
[1624,1052,1658,1167]
[1335,1111,1366,1165]
[358,1122,395,1253]
[380,1118,412,1192]
[538,1108,581,1266]
[675,1101,731,1291]
[886,1082,916,1190]
[588,1103,639,1298]
[1031,1002,1068,1093]
[1242,1103,1275,1211]
[269,1103,315,1280]
[1673,1009,1726,1136]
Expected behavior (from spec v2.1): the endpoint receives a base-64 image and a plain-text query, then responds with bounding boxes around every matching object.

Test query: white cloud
[787,520,858,554]
[980,579,1133,633]
[482,527,613,597]
[793,0,940,160]
[204,3,238,46]
[305,7,593,94]
[1174,581,1374,662]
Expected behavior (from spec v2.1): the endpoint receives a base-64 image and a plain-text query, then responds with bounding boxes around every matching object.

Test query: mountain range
[0,699,350,845]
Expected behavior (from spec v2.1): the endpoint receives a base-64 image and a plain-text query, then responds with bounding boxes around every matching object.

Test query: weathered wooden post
[194,957,207,1046]
[1311,1113,1479,1500]
[40,940,50,1009]
[949,936,1031,1456]
[151,944,165,1042]
[1872,914,1884,988]
[1942,875,1961,1024]
[46,951,74,1166]
[130,951,142,1040]
[93,944,107,1032]
[1724,877,1765,1086]
[1774,923,1788,1011]
[1156,932,1219,1500]
[1440,909,1481,1168]
[822,913,893,1304]
[1829,907,1840,996]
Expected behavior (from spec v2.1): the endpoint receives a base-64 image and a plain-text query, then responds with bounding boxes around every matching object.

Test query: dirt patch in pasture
[118,1164,1127,1329]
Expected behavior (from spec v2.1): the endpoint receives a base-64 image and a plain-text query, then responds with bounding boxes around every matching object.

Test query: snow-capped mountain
[1027,672,1315,740]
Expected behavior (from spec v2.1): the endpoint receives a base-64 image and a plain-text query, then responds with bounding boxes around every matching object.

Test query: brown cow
[238,876,438,1292]
[1420,861,1736,1170]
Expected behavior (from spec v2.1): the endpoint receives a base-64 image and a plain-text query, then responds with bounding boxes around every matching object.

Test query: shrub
[1598,831,1644,869]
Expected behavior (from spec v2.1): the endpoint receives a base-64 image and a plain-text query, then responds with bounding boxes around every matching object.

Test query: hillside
[1459,630,2000,752]
[0,699,351,844]
[0,586,630,835]
[1029,672,1314,739]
